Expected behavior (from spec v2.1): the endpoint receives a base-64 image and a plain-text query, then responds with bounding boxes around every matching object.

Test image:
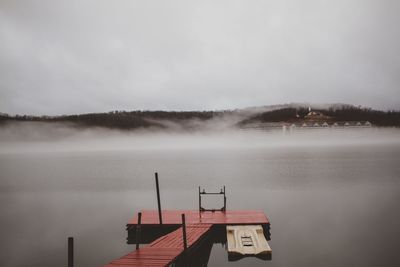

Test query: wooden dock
[105,223,212,267]
[103,176,271,266]
[105,210,270,267]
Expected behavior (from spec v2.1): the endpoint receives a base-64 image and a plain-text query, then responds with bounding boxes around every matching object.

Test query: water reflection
[172,226,271,267]
[0,128,400,266]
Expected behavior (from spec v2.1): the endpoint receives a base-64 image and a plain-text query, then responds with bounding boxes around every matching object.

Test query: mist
[1,122,400,266]
[1,1,400,266]
[1,121,399,155]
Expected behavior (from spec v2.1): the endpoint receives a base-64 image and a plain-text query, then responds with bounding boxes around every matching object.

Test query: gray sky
[0,0,399,115]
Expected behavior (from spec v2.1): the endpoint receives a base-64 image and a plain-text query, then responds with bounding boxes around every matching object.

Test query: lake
[0,127,399,266]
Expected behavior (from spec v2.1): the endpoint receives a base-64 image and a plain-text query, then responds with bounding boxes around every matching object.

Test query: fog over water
[2,1,400,265]
[0,124,400,266]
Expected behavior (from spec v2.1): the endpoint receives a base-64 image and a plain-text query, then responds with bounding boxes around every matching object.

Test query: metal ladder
[198,186,226,212]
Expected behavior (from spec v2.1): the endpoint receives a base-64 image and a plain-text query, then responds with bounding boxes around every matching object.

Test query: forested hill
[0,105,399,130]
[238,106,400,127]
[0,110,224,130]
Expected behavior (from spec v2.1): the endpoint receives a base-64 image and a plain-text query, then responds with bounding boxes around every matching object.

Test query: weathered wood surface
[227,225,271,256]
[105,224,212,267]
[128,210,269,226]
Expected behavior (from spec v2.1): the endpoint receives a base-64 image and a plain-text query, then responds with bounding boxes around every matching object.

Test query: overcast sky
[0,0,399,115]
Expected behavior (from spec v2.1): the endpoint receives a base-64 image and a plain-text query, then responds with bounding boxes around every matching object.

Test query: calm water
[0,127,400,266]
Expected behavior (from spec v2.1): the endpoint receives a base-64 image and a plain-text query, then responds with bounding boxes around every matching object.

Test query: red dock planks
[107,210,270,266]
[151,224,212,248]
[128,210,269,226]
[105,224,212,267]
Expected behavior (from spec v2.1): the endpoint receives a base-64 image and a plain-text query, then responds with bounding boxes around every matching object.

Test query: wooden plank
[128,210,269,226]
[104,224,212,267]
[150,224,211,248]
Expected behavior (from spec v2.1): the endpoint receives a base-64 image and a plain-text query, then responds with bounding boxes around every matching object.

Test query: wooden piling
[198,186,201,212]
[181,214,187,250]
[136,212,142,250]
[155,172,163,225]
[223,186,226,212]
[68,237,73,267]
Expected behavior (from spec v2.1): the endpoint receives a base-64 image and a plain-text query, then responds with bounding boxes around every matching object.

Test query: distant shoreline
[1,104,399,131]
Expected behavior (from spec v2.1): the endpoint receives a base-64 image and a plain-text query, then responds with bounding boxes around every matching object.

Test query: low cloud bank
[1,120,399,155]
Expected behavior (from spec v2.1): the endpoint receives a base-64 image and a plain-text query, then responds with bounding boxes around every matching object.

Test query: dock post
[155,172,163,225]
[223,186,226,212]
[68,237,73,267]
[181,213,188,250]
[198,186,201,212]
[135,212,142,250]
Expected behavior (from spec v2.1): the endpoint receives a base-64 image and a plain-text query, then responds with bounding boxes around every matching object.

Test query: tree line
[0,110,222,130]
[240,106,400,127]
[1,106,399,129]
